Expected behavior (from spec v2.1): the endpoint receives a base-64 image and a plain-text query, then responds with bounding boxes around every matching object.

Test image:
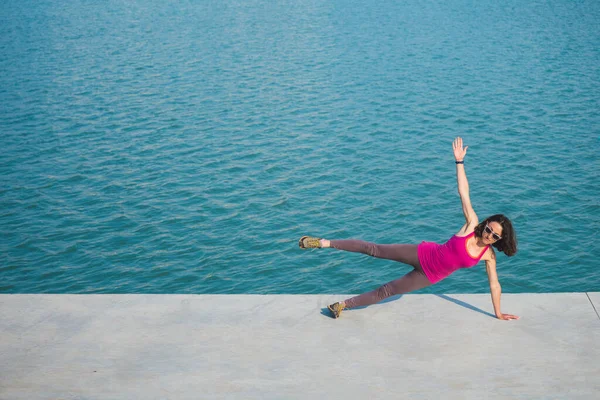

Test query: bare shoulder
[482,246,496,262]
[455,220,479,237]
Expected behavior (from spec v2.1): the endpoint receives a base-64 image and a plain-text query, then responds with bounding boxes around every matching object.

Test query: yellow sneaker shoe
[327,302,344,319]
[298,236,322,249]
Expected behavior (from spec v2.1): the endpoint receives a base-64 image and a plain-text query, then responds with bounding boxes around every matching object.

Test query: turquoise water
[1,0,599,294]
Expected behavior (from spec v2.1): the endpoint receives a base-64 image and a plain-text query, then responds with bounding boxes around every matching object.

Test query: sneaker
[327,302,344,319]
[298,236,322,249]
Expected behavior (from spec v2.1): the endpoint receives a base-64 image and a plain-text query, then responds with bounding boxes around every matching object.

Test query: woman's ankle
[320,239,331,248]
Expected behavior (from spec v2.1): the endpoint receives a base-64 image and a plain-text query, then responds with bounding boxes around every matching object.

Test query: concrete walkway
[1,293,599,399]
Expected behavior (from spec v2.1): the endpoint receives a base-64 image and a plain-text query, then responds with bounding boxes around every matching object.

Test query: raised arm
[453,137,478,225]
[485,253,519,320]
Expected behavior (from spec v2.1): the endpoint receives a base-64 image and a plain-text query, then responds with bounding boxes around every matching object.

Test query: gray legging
[330,239,432,309]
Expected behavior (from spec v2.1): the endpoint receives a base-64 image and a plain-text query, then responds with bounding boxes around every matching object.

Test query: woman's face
[482,221,503,244]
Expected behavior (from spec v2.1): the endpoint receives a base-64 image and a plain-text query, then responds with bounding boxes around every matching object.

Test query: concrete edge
[586,292,600,320]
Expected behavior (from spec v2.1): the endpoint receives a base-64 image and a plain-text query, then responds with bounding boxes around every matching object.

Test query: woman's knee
[365,242,381,257]
[377,282,395,298]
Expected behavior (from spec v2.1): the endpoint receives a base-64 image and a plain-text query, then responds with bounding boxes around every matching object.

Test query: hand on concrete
[497,313,519,320]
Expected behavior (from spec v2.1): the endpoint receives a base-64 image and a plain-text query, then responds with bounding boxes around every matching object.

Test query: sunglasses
[484,224,502,241]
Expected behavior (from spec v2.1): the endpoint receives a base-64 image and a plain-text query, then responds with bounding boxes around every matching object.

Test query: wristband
[455,160,464,164]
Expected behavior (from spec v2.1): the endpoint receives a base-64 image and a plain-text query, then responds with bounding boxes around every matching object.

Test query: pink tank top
[417,231,488,284]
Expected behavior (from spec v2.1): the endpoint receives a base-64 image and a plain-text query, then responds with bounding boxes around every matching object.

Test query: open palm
[453,137,468,161]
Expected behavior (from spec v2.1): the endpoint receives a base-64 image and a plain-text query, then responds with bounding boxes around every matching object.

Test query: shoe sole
[327,304,340,319]
[298,236,309,249]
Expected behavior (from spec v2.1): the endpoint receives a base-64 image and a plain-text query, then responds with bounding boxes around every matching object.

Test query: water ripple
[1,0,599,294]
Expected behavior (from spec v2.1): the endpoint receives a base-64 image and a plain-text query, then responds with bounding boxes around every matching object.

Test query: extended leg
[343,269,431,309]
[329,239,420,269]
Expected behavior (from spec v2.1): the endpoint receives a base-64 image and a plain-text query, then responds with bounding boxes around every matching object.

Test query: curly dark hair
[474,214,517,256]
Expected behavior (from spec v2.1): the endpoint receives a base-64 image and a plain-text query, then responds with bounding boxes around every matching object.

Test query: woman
[299,137,519,320]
